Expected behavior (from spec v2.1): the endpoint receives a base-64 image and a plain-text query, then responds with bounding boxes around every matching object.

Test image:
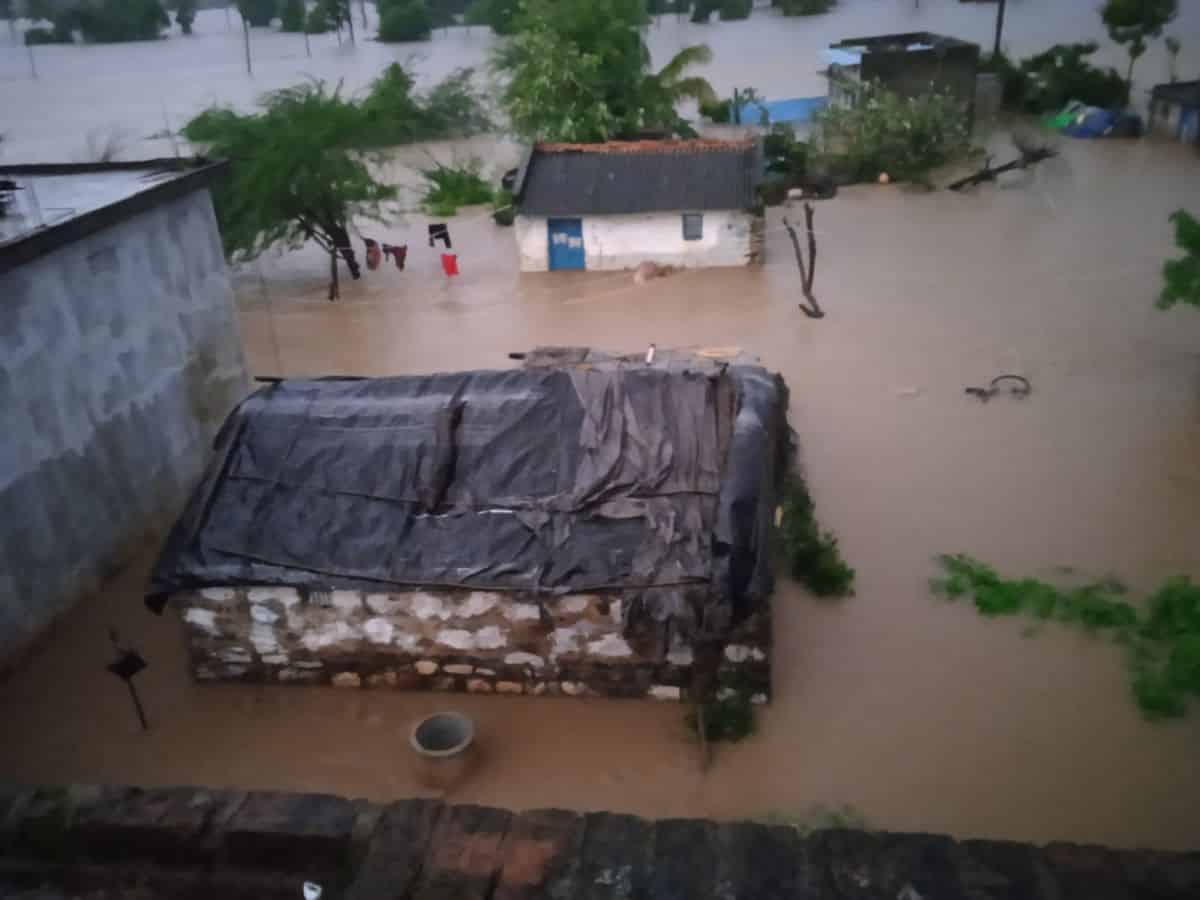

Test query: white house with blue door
[511,139,763,273]
[1150,81,1200,145]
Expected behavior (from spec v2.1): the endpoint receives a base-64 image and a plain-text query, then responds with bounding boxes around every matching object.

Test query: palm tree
[639,44,717,135]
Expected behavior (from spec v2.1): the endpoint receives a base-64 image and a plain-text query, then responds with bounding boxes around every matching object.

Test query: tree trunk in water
[329,249,339,301]
[360,0,367,30]
[783,207,824,319]
[242,20,252,75]
[346,0,355,44]
[992,0,1006,57]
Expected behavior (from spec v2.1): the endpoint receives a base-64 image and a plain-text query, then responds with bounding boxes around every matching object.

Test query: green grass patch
[419,160,494,217]
[932,555,1200,721]
[778,476,855,598]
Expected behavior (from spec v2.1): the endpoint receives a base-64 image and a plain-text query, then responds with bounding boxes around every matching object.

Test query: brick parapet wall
[174,588,771,702]
[1,783,1197,900]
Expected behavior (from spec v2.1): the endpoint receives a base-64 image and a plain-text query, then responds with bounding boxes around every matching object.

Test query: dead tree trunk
[328,249,339,301]
[783,203,824,319]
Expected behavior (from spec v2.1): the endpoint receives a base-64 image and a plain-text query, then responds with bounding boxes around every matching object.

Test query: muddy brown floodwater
[3,134,1200,851]
[3,0,1200,852]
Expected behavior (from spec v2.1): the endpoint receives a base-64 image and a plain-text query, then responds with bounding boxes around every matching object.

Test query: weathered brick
[572,812,654,900]
[73,786,224,865]
[651,818,717,900]
[344,799,442,900]
[224,791,356,874]
[412,804,512,900]
[961,839,1062,900]
[1043,842,1134,900]
[494,809,583,900]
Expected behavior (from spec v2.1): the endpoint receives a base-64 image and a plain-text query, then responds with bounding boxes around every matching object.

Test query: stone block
[821,829,972,900]
[413,804,512,900]
[960,839,1060,900]
[344,799,442,900]
[496,681,524,695]
[494,809,583,900]
[572,811,653,900]
[651,819,717,900]
[714,821,810,900]
[225,791,356,874]
[1043,842,1134,900]
[332,672,362,688]
[72,786,225,865]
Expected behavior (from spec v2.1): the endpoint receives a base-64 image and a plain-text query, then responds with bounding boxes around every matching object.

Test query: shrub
[303,4,328,31]
[358,64,490,145]
[777,476,855,598]
[699,97,731,123]
[174,0,195,33]
[492,187,514,226]
[419,160,494,216]
[75,0,169,41]
[815,79,972,183]
[24,24,69,42]
[279,0,305,31]
[979,50,1029,110]
[377,0,431,41]
[464,0,518,34]
[718,0,749,21]
[689,0,714,22]
[1017,42,1126,113]
[685,672,757,743]
[781,0,833,16]
[1158,210,1200,311]
[764,123,808,179]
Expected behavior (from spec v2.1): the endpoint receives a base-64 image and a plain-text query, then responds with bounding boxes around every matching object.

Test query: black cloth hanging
[428,223,452,249]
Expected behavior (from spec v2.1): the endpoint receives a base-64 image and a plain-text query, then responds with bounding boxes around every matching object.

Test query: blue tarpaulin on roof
[737,96,827,126]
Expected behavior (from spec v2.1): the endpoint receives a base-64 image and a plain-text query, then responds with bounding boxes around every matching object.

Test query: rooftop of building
[1151,79,1200,106]
[0,158,227,275]
[514,139,761,217]
[829,30,977,59]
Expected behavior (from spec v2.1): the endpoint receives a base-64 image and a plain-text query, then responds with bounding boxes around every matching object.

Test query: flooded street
[3,0,1200,853]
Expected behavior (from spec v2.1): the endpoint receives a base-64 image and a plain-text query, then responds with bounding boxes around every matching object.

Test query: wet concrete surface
[3,134,1200,850]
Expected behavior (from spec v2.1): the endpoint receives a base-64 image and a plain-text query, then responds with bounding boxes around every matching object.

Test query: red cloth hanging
[441,253,459,277]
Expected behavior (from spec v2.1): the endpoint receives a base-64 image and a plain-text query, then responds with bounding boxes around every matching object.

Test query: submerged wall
[0,188,248,669]
[174,586,771,701]
[515,210,762,272]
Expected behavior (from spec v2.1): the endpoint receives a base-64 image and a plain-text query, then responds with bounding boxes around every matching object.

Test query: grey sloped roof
[516,140,760,216]
[1151,80,1200,106]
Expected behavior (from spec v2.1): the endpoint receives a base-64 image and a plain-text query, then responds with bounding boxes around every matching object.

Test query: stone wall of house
[175,587,771,702]
[0,188,249,671]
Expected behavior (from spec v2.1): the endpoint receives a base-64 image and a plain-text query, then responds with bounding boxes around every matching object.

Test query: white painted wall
[515,209,759,272]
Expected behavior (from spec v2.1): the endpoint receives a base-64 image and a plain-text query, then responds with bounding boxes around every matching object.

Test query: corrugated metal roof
[517,140,760,216]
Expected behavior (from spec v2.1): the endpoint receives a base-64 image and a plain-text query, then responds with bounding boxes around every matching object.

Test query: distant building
[0,159,248,671]
[825,32,980,122]
[1149,81,1200,144]
[511,140,763,272]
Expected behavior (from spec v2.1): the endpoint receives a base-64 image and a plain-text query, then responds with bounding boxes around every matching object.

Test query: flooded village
[2,1,1200,897]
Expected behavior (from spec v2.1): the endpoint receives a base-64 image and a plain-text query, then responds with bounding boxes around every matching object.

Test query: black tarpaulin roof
[515,140,761,217]
[146,349,788,643]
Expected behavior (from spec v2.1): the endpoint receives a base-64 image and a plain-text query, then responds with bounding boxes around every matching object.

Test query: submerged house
[1149,81,1200,144]
[148,347,787,701]
[512,140,764,272]
[825,32,980,121]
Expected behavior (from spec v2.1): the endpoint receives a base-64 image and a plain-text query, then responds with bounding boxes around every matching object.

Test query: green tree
[25,0,54,22]
[1158,211,1200,311]
[279,0,304,30]
[75,0,170,41]
[183,82,397,301]
[495,0,712,141]
[173,0,196,32]
[1100,0,1177,104]
[237,0,275,26]
[464,0,518,34]
[1165,35,1181,82]
[377,0,431,41]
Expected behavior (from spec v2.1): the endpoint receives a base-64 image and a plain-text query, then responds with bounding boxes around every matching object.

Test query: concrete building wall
[0,189,249,667]
[175,586,772,702]
[515,210,759,272]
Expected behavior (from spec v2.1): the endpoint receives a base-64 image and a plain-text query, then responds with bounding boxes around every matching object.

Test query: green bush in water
[420,160,494,216]
[1017,42,1126,113]
[931,557,1200,720]
[777,476,855,598]
[686,671,757,743]
[280,0,305,31]
[377,0,432,42]
[718,0,749,21]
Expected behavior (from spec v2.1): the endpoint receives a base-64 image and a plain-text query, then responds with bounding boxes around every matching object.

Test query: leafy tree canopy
[1100,0,1177,99]
[279,0,304,32]
[1158,210,1200,311]
[377,0,431,42]
[237,0,275,26]
[495,0,713,142]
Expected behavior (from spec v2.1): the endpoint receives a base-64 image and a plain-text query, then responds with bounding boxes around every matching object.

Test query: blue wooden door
[548,218,585,270]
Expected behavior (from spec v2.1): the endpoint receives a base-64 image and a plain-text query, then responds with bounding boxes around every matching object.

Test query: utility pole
[27,41,37,79]
[346,0,355,44]
[992,0,1007,57]
[243,18,252,74]
[360,0,367,31]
